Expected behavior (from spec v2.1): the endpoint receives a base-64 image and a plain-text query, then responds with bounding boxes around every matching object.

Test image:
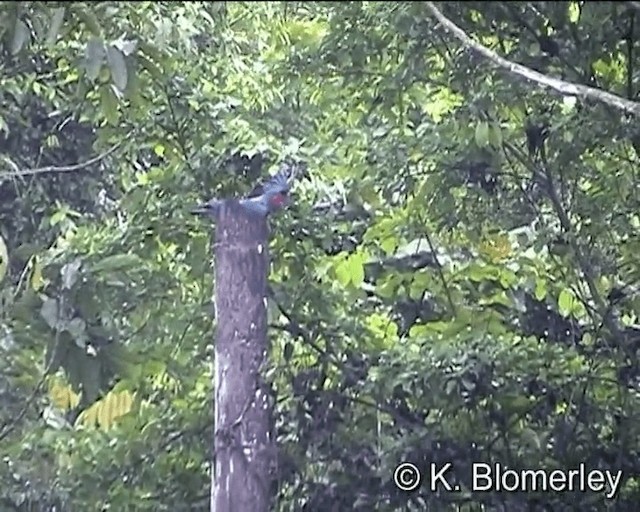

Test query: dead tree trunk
[211,200,273,512]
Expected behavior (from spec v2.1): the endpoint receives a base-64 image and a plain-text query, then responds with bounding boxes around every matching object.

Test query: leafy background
[1,2,639,510]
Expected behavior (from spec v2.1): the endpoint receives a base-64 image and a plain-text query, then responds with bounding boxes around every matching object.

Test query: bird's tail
[191,199,222,217]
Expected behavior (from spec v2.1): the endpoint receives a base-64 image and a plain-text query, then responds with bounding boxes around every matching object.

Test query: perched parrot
[191,167,292,218]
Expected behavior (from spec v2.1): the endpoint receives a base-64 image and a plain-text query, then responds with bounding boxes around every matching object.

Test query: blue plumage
[192,164,296,219]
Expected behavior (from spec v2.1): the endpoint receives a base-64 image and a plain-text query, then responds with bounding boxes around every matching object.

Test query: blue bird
[192,168,292,218]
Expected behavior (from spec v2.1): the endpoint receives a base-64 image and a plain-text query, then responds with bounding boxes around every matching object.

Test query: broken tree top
[191,162,302,219]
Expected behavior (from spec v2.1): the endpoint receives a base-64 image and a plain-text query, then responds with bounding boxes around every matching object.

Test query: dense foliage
[1,2,639,510]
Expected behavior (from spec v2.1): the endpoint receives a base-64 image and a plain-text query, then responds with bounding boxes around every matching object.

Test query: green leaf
[138,54,165,81]
[408,272,430,300]
[498,268,517,288]
[376,274,400,299]
[534,278,547,301]
[503,394,532,413]
[91,254,143,273]
[568,2,581,23]
[557,288,575,317]
[99,85,120,124]
[11,19,30,55]
[488,123,503,148]
[348,253,365,287]
[144,360,167,377]
[521,427,542,450]
[409,324,428,339]
[46,7,66,47]
[123,57,140,100]
[107,46,128,91]
[380,236,397,256]
[30,256,45,291]
[334,258,351,287]
[474,121,490,148]
[75,5,102,36]
[366,313,398,348]
[592,59,609,77]
[40,297,61,330]
[466,262,495,282]
[85,37,105,80]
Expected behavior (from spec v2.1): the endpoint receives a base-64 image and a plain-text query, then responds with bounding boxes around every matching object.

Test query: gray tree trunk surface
[211,201,272,512]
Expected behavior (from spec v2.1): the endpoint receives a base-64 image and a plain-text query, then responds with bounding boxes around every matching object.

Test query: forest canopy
[1,2,639,510]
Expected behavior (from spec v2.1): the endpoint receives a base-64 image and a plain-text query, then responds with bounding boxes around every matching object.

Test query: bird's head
[267,190,288,210]
[263,170,291,211]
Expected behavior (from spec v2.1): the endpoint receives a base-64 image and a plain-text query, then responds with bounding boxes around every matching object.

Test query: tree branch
[0,140,124,180]
[267,287,329,358]
[539,158,625,343]
[425,2,640,116]
[505,138,626,344]
[421,221,457,316]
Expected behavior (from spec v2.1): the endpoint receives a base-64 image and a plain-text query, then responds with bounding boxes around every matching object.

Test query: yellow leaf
[98,400,109,428]
[479,234,512,262]
[76,402,99,427]
[30,256,45,291]
[76,389,134,429]
[49,379,80,410]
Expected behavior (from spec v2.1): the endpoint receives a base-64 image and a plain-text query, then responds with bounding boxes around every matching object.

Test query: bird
[191,167,292,219]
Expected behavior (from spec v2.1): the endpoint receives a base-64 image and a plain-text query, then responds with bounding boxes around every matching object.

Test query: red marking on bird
[270,193,286,207]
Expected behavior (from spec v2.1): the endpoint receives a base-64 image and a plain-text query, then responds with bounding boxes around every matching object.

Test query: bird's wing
[262,169,290,194]
[247,167,291,198]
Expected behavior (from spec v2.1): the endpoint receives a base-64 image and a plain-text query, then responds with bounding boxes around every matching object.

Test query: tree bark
[211,200,272,512]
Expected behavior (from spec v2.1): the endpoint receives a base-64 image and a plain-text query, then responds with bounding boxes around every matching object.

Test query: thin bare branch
[421,221,457,316]
[425,2,640,116]
[504,140,625,344]
[0,140,124,180]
